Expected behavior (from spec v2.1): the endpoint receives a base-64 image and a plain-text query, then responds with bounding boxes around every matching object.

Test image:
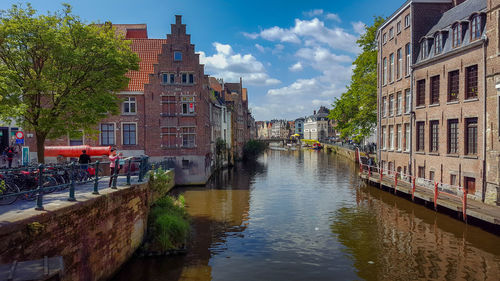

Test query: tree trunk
[36,132,46,163]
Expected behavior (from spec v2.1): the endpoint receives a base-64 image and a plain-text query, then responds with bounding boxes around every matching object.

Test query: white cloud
[304,9,324,17]
[199,42,281,86]
[244,18,359,53]
[351,21,366,35]
[325,13,341,22]
[289,62,303,72]
[255,43,265,52]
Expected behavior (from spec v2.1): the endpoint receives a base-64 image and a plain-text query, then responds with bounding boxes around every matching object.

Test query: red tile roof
[126,29,148,39]
[209,77,223,92]
[125,39,167,91]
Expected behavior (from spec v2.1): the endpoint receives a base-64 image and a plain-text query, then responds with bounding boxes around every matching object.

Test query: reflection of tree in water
[330,205,381,281]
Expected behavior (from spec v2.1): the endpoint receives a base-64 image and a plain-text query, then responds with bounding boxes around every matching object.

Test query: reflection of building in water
[331,184,500,281]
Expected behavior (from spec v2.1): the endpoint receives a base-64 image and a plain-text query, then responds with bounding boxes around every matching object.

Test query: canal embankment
[0,169,174,281]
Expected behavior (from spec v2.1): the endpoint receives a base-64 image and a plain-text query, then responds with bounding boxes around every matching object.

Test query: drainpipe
[409,5,414,177]
[377,29,382,167]
[482,35,488,202]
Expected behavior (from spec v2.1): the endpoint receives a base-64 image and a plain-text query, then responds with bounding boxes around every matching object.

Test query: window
[397,92,402,115]
[464,177,476,194]
[383,57,387,85]
[429,171,435,181]
[435,33,442,54]
[162,73,175,84]
[430,75,440,105]
[389,125,394,150]
[397,48,402,79]
[389,53,394,82]
[465,65,478,99]
[100,123,115,145]
[182,159,190,169]
[162,127,176,148]
[452,23,462,48]
[420,40,427,60]
[182,127,195,148]
[405,43,411,76]
[448,119,459,154]
[418,166,425,178]
[405,123,410,152]
[122,123,136,145]
[389,94,394,116]
[181,96,195,114]
[471,15,482,40]
[405,14,410,28]
[389,27,394,39]
[416,79,426,106]
[430,120,439,152]
[182,73,187,84]
[404,89,411,113]
[174,51,182,61]
[189,73,194,84]
[123,97,136,114]
[397,124,402,151]
[383,33,387,44]
[382,96,387,117]
[448,70,459,102]
[397,21,401,33]
[416,121,425,151]
[465,117,477,155]
[381,126,386,149]
[450,174,457,186]
[69,132,83,146]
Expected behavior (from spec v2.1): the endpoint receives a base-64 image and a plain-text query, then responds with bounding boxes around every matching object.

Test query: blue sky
[0,0,405,121]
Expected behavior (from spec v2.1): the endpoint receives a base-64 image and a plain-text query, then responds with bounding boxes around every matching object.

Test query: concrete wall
[0,170,175,281]
[323,144,357,162]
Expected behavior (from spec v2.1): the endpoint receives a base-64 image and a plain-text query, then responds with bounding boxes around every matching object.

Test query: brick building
[485,0,500,204]
[378,0,500,205]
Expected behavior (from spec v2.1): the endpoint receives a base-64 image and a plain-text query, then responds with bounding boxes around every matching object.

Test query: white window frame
[162,73,175,84]
[181,126,196,148]
[181,96,195,115]
[383,57,387,85]
[397,48,402,79]
[381,126,386,149]
[123,97,137,115]
[405,43,411,76]
[405,124,410,152]
[405,14,410,28]
[397,92,402,115]
[121,122,138,146]
[389,125,394,150]
[397,124,402,151]
[389,53,394,82]
[100,123,116,146]
[404,89,411,114]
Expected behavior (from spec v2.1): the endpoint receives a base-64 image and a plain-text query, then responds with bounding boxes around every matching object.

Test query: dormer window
[471,15,482,40]
[452,23,462,48]
[420,40,428,60]
[434,33,442,54]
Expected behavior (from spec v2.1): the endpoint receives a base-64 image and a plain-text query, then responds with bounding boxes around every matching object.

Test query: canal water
[113,150,500,281]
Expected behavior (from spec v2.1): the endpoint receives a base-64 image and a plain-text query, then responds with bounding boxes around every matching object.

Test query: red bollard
[394,172,398,194]
[411,177,416,201]
[462,188,467,222]
[433,181,438,211]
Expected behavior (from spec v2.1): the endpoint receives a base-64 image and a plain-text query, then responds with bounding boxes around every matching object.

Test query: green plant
[0,180,6,195]
[148,168,172,192]
[243,140,267,160]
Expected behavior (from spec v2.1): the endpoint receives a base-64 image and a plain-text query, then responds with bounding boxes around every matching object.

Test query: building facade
[304,107,330,141]
[295,117,305,138]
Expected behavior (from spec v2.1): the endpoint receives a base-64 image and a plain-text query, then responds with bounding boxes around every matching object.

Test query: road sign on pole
[15,131,24,139]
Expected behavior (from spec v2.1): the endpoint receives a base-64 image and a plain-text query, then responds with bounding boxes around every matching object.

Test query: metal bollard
[35,164,44,210]
[126,159,132,185]
[68,163,76,201]
[112,158,119,189]
[433,181,438,211]
[93,161,100,195]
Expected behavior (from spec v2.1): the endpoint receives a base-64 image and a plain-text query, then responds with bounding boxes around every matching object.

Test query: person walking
[108,148,122,187]
[78,150,91,170]
[6,146,15,169]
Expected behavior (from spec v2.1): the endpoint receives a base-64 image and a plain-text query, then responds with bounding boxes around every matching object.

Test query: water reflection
[113,150,500,281]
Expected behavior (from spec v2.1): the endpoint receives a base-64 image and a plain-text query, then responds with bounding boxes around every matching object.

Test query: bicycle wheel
[43,176,59,193]
[0,181,20,205]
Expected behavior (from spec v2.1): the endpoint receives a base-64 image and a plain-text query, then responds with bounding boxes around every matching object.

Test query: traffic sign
[15,131,24,139]
[16,138,24,144]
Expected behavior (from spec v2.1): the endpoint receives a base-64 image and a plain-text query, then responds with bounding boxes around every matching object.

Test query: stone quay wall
[0,170,174,281]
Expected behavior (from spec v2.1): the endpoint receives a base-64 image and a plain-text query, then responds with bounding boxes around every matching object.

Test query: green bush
[243,140,267,160]
[148,195,190,251]
[148,168,172,192]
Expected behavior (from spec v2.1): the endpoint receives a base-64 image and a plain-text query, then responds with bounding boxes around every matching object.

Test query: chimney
[175,15,182,24]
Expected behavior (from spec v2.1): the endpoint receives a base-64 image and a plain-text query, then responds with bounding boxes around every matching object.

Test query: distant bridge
[257,138,291,144]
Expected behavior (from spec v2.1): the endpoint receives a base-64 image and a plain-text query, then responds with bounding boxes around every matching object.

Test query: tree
[0,3,139,162]
[329,16,384,143]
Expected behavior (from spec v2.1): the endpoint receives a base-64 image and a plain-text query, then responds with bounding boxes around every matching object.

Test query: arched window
[471,15,482,40]
[434,33,442,54]
[452,23,462,48]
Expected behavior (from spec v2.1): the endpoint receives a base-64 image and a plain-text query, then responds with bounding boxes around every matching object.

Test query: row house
[270,120,287,138]
[378,0,500,205]
[29,16,254,185]
[304,107,330,141]
[295,117,305,138]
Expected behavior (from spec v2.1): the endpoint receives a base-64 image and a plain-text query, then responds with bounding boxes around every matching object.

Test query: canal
[113,150,500,281]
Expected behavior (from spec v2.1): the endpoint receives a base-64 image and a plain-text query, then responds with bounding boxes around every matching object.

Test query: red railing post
[379,168,383,188]
[394,172,398,194]
[411,177,416,201]
[433,181,438,211]
[462,188,467,222]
